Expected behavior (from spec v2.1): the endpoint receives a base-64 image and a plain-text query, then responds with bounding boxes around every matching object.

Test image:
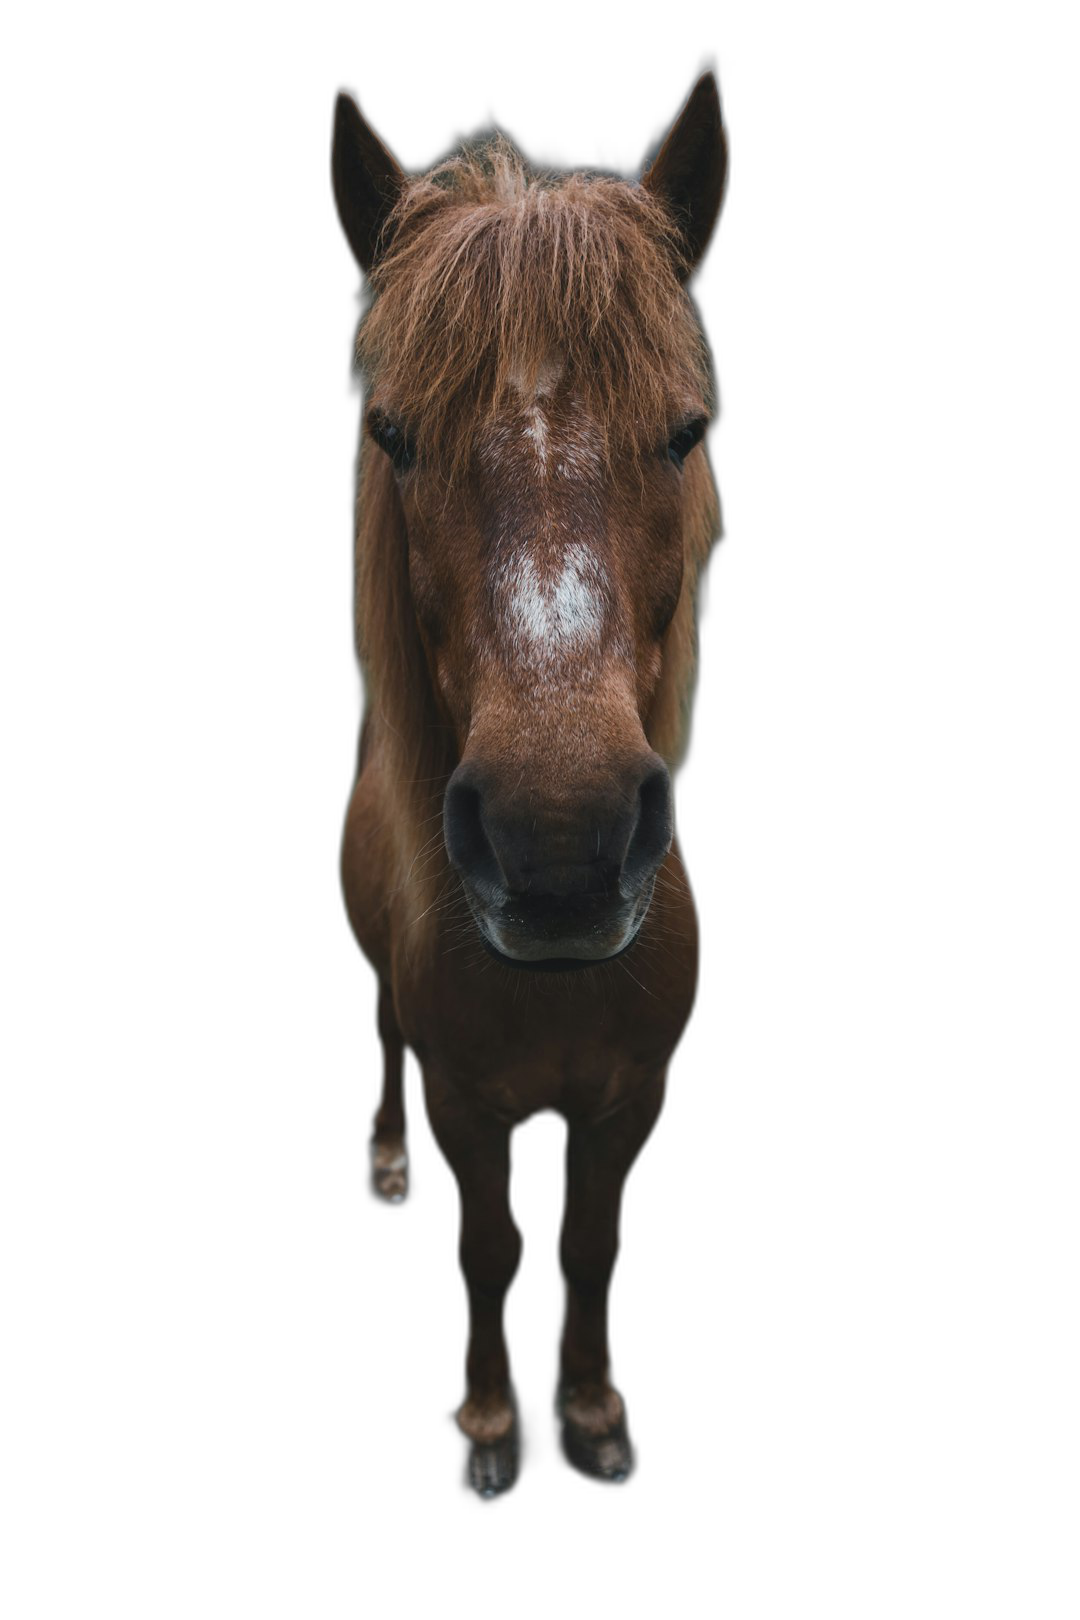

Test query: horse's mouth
[476,927,642,974]
[463,882,654,972]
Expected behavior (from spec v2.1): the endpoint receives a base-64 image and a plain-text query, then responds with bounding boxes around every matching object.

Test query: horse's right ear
[332,93,405,273]
[641,72,728,279]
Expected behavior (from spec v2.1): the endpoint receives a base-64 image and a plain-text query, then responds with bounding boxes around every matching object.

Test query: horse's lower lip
[477,929,640,973]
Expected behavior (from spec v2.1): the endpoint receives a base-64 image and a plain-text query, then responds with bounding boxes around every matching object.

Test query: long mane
[352,137,720,859]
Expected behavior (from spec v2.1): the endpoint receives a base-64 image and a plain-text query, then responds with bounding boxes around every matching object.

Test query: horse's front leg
[558,1072,666,1481]
[370,980,407,1201]
[425,1081,523,1498]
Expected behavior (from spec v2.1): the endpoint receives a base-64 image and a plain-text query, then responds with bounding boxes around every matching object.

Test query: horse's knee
[560,1225,618,1294]
[462,1215,522,1297]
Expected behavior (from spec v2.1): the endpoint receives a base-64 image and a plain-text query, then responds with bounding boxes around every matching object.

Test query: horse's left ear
[642,72,728,279]
[332,92,405,273]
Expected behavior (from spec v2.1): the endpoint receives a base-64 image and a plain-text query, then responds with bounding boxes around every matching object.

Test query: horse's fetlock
[457,1389,516,1445]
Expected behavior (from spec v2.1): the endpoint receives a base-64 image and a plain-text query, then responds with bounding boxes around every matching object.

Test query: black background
[198,34,919,1555]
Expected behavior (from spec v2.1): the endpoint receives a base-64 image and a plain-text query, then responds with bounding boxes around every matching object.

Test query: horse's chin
[477,928,642,974]
[467,887,653,972]
[472,900,650,972]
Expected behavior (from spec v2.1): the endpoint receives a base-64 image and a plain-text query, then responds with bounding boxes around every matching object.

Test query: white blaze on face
[487,365,611,672]
[496,541,606,667]
[522,404,549,468]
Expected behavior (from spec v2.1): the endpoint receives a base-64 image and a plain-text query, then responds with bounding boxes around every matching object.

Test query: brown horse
[332,73,727,1495]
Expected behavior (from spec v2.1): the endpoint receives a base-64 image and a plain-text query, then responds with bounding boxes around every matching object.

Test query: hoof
[370,1136,408,1203]
[374,1167,407,1202]
[467,1425,520,1498]
[557,1383,633,1483]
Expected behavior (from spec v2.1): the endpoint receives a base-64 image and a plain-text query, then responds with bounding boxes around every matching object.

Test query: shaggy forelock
[357,138,711,475]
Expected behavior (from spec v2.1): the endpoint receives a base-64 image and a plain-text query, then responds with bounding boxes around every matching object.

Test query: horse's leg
[370,980,407,1202]
[426,1087,522,1497]
[558,1072,666,1481]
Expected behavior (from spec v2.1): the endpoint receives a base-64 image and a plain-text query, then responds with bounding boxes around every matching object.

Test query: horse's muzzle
[443,755,673,965]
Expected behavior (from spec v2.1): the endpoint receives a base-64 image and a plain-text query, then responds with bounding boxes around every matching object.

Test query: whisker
[615,957,656,998]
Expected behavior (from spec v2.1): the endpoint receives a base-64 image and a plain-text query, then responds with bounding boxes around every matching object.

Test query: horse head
[334,77,726,967]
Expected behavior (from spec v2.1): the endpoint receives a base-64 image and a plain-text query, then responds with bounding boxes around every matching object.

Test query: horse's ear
[641,72,728,279]
[332,92,405,273]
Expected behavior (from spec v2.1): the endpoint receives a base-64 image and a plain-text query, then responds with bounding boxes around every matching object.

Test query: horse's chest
[448,1057,618,1123]
[394,942,691,1123]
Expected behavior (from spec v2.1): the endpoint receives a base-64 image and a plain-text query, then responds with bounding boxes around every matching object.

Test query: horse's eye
[368,408,417,474]
[666,417,707,469]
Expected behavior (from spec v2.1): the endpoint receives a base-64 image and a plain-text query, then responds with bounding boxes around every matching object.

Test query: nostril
[622,762,673,893]
[443,771,504,894]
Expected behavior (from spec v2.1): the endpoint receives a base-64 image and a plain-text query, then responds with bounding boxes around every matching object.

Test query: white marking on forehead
[522,404,549,469]
[476,384,603,486]
[495,541,605,667]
